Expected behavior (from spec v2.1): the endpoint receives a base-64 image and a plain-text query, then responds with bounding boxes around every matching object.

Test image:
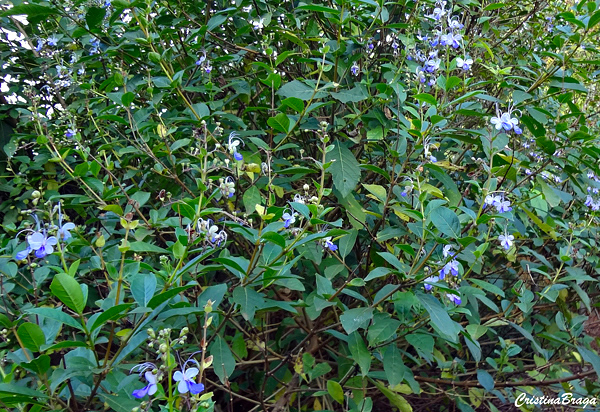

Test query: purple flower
[173,367,204,395]
[447,293,461,305]
[351,63,359,76]
[282,212,296,228]
[65,129,76,138]
[424,275,439,291]
[498,233,514,250]
[132,371,158,399]
[47,36,58,47]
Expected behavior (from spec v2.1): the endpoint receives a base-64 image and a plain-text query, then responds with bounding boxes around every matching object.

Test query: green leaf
[368,317,401,346]
[383,344,405,387]
[430,207,461,238]
[1,4,57,17]
[233,286,265,322]
[22,355,51,375]
[348,332,371,376]
[325,143,361,198]
[277,80,326,101]
[577,346,600,379]
[330,86,369,103]
[89,303,132,331]
[281,97,304,112]
[86,6,106,29]
[340,307,374,334]
[417,293,462,342]
[17,323,45,352]
[521,206,558,240]
[50,273,85,314]
[130,273,157,307]
[210,335,236,384]
[364,267,392,281]
[362,184,387,202]
[536,176,561,207]
[267,113,290,134]
[129,241,168,253]
[373,380,413,412]
[477,369,495,391]
[327,380,344,404]
[589,10,600,29]
[261,232,286,248]
[0,383,48,399]
[25,308,84,332]
[413,93,438,106]
[147,284,194,309]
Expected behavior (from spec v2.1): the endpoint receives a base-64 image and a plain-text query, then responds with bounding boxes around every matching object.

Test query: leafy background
[1,0,600,411]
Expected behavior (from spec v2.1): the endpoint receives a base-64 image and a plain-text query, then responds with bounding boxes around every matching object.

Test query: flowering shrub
[1,0,600,410]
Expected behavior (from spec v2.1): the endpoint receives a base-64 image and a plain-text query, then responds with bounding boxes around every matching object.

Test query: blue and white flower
[498,233,514,250]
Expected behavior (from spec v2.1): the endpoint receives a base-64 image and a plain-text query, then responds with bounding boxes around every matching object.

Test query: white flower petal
[173,370,184,382]
[184,367,199,379]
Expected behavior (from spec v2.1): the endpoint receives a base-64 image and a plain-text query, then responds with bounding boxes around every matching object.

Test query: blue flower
[228,132,244,161]
[351,63,359,76]
[491,105,520,131]
[220,177,236,198]
[65,129,76,139]
[103,0,111,7]
[496,199,512,214]
[323,237,337,252]
[447,293,461,305]
[456,57,473,71]
[282,212,296,228]
[132,371,158,399]
[173,366,204,395]
[440,259,459,279]
[47,36,58,46]
[57,203,75,240]
[498,233,514,250]
[35,39,45,52]
[424,275,439,291]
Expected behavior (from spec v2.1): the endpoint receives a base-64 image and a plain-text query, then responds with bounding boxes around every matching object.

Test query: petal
[148,383,158,396]
[173,370,184,382]
[189,382,204,395]
[15,247,31,261]
[44,244,54,255]
[62,222,75,231]
[28,232,45,249]
[178,379,189,393]
[145,371,157,384]
[132,385,150,399]
[35,246,47,258]
[46,236,58,246]
[184,367,199,379]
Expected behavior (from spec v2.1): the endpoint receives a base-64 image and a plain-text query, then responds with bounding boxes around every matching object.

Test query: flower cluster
[411,1,467,85]
[424,245,461,305]
[484,192,512,214]
[195,50,213,74]
[219,177,236,199]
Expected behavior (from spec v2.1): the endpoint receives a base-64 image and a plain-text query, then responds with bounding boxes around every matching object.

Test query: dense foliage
[1,0,600,410]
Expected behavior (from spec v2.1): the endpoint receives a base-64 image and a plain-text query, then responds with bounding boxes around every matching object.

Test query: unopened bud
[204,299,214,313]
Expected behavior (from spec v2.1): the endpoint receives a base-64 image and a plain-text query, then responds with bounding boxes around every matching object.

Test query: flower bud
[31,190,41,199]
[204,299,214,313]
[159,343,168,353]
[303,184,309,192]
[147,328,156,338]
